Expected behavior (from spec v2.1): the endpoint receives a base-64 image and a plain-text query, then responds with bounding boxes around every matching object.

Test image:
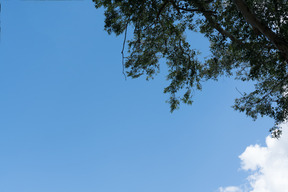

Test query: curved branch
[192,1,243,45]
[232,0,288,62]
[202,12,242,44]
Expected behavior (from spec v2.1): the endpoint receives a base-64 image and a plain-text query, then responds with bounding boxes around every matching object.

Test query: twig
[121,22,128,80]
[254,75,288,104]
[235,87,244,96]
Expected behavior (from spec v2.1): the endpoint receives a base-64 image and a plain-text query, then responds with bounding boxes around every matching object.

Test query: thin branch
[121,22,128,80]
[255,75,288,104]
[170,0,180,14]
[177,6,216,14]
[235,87,244,96]
[187,1,243,45]
[143,1,169,32]
[201,11,242,44]
[157,1,169,20]
[171,0,215,14]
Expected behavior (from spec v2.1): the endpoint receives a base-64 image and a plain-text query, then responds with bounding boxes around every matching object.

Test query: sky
[0,1,287,192]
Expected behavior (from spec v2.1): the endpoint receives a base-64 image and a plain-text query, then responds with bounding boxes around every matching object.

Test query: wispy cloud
[219,123,288,192]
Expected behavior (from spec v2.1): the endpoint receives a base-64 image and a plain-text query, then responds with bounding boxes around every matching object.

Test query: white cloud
[219,186,243,192]
[219,123,288,192]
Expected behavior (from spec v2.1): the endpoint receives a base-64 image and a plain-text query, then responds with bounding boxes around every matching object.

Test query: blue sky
[0,1,279,192]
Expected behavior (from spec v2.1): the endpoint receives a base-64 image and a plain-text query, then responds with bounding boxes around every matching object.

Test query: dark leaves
[94,0,288,136]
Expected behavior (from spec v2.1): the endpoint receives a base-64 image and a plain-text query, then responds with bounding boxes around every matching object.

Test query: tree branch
[121,22,129,80]
[203,12,242,44]
[193,2,243,45]
[176,6,215,14]
[157,1,169,20]
[255,75,288,104]
[232,0,288,62]
[171,0,215,14]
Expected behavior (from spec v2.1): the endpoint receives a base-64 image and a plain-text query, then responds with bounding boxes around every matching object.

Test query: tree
[93,0,288,137]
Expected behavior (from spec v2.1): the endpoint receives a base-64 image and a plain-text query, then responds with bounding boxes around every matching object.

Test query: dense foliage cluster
[93,0,288,137]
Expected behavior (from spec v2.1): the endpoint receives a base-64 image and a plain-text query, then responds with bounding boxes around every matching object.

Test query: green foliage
[93,0,288,137]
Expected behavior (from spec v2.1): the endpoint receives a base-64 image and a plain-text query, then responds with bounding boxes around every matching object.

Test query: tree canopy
[93,0,288,137]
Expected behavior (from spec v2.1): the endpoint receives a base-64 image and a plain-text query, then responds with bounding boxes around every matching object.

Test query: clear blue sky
[0,1,274,192]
